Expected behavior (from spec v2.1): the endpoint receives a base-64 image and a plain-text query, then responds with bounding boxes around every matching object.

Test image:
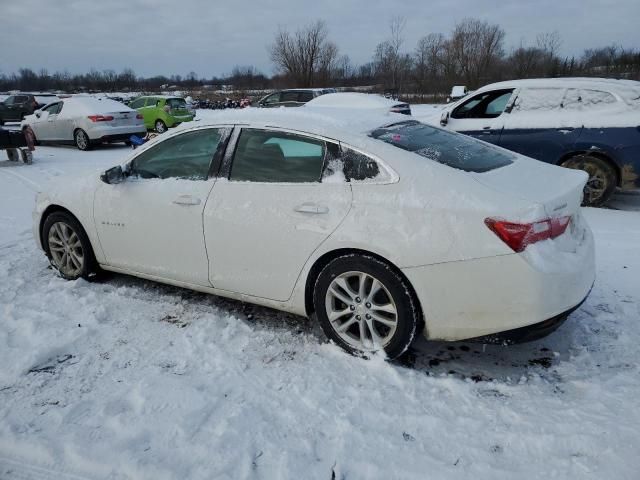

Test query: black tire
[561,154,617,207]
[74,129,92,151]
[0,118,4,126]
[313,254,420,359]
[42,212,98,280]
[154,120,167,133]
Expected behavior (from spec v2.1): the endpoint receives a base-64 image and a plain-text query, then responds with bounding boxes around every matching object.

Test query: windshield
[167,98,187,109]
[369,121,514,173]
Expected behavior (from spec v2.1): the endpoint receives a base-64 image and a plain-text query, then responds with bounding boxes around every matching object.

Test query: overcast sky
[2,0,639,79]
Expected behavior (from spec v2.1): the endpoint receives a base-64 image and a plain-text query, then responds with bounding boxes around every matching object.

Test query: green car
[129,96,194,133]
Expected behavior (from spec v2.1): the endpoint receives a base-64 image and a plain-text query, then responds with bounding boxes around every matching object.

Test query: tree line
[1,17,638,97]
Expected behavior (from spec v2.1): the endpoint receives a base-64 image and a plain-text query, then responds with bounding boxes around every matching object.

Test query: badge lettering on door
[101,221,125,227]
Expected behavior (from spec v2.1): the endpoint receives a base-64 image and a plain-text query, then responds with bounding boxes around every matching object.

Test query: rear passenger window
[323,147,381,182]
[230,129,326,183]
[129,98,145,109]
[514,88,565,111]
[298,91,314,103]
[280,91,299,102]
[145,98,158,107]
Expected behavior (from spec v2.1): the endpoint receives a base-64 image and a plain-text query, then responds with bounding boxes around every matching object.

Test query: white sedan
[22,96,146,150]
[33,109,595,359]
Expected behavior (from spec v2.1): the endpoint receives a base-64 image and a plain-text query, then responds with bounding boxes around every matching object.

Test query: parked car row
[0,93,60,124]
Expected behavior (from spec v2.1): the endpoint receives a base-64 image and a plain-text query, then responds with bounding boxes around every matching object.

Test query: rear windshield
[167,98,187,108]
[369,121,514,173]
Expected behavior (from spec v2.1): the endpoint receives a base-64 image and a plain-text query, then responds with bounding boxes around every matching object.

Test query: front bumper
[403,219,595,341]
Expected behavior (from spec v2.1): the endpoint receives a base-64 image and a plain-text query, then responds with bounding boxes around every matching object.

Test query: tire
[561,154,617,207]
[74,129,92,151]
[42,212,97,280]
[313,254,420,359]
[154,120,167,133]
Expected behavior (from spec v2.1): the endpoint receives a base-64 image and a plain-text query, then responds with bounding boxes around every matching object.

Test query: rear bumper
[403,218,595,341]
[88,125,146,141]
[467,288,591,344]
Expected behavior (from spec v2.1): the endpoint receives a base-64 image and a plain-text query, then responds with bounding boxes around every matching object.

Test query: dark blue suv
[439,78,640,206]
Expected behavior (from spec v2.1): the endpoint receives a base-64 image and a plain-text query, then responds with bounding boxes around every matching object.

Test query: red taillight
[87,115,114,122]
[485,216,571,253]
[136,114,143,119]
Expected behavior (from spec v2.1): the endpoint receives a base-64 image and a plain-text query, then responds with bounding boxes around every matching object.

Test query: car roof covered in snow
[60,97,133,114]
[175,107,411,143]
[304,92,404,109]
[477,77,640,94]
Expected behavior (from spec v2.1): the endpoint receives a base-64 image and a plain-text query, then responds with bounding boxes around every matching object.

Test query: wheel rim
[48,222,84,277]
[581,163,607,204]
[76,131,88,149]
[325,271,398,351]
[156,121,166,133]
[564,159,608,204]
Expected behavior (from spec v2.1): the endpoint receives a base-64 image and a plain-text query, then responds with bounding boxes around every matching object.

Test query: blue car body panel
[460,126,640,190]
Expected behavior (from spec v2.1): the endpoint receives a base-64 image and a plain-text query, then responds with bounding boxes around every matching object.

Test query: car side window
[15,96,28,104]
[513,88,565,111]
[323,146,381,182]
[280,91,299,102]
[129,98,144,109]
[262,93,280,105]
[230,129,326,183]
[130,128,224,180]
[145,98,158,108]
[4,96,15,105]
[452,89,514,119]
[43,103,62,114]
[298,91,314,103]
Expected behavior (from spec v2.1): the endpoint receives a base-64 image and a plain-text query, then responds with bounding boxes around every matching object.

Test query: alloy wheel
[324,271,398,351]
[75,130,89,150]
[48,221,84,277]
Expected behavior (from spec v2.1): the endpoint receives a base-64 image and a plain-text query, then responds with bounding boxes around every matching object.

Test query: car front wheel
[313,254,420,359]
[43,212,97,280]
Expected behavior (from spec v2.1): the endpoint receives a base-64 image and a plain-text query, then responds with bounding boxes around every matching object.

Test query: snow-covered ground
[1,132,639,479]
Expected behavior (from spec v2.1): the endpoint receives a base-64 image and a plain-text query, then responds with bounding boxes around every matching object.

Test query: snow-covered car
[447,85,468,103]
[305,92,411,115]
[21,97,146,150]
[33,109,595,359]
[438,78,640,206]
[257,88,337,108]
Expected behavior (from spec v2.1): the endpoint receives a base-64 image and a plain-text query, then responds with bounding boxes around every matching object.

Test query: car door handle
[294,203,329,214]
[173,195,201,206]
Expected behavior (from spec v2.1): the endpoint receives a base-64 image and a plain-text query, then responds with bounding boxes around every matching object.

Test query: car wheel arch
[558,150,621,187]
[303,247,425,334]
[39,205,88,253]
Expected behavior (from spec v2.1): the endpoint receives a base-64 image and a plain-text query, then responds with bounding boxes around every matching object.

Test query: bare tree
[373,17,413,92]
[269,20,339,87]
[447,18,505,87]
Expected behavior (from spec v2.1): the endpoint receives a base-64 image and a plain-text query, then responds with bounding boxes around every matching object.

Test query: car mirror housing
[35,111,41,118]
[100,165,125,185]
[440,110,449,126]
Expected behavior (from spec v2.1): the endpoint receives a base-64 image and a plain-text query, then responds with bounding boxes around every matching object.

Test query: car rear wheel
[155,120,167,133]
[562,154,617,207]
[313,254,420,359]
[74,129,92,151]
[43,212,97,280]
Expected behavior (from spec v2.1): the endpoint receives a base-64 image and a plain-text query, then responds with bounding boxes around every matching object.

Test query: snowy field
[1,114,640,479]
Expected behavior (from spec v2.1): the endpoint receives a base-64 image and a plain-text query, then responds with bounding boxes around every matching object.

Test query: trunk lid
[471,155,587,220]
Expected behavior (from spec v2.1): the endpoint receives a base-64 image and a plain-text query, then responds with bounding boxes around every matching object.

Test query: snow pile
[0,146,639,479]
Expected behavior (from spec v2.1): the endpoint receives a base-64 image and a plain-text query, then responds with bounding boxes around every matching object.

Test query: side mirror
[440,111,450,127]
[100,165,125,185]
[35,111,41,118]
